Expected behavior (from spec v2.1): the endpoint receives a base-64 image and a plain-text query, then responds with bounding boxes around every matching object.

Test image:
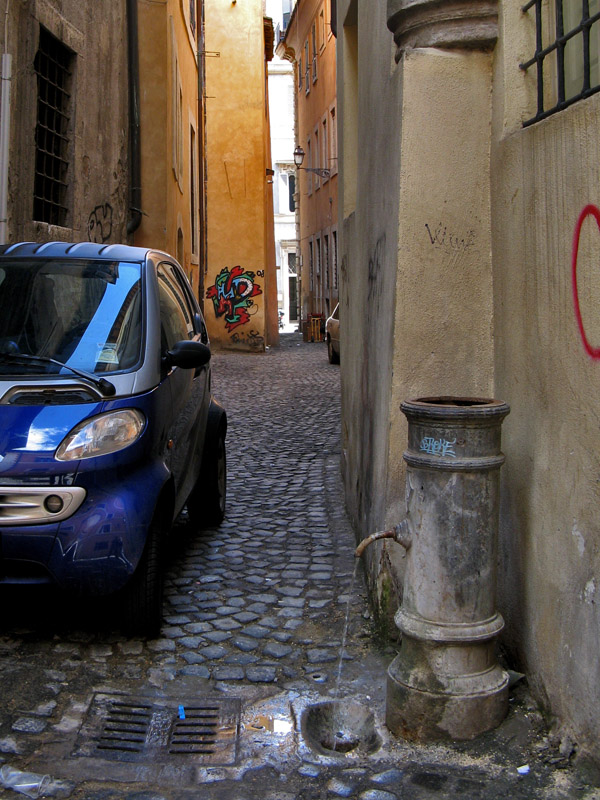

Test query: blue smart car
[0,242,226,636]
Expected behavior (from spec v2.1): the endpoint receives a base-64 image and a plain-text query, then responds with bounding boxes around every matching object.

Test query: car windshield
[0,259,143,376]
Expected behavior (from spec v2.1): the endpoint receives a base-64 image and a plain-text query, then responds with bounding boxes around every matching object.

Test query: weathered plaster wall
[135,0,201,293]
[136,2,168,253]
[389,46,496,519]
[6,1,128,244]
[204,0,272,351]
[338,0,600,764]
[492,0,600,761]
[337,0,403,628]
[337,2,495,628]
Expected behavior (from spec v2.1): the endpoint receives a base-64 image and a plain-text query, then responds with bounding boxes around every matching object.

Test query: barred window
[521,0,600,125]
[33,27,74,226]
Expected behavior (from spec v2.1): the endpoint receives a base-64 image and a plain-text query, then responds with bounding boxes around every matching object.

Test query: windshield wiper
[0,353,116,397]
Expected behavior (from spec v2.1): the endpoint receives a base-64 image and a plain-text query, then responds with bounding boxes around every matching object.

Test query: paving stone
[12,717,47,734]
[275,585,304,598]
[278,607,304,618]
[212,617,242,631]
[271,631,293,643]
[203,631,232,643]
[307,648,338,663]
[258,616,280,628]
[146,640,176,653]
[278,597,305,608]
[0,736,26,755]
[298,764,322,778]
[263,642,293,659]
[178,636,204,648]
[30,701,57,717]
[246,666,277,683]
[215,606,240,615]
[243,625,271,639]
[370,769,404,785]
[226,596,246,607]
[182,652,206,664]
[213,666,245,681]
[327,778,355,797]
[283,619,303,630]
[358,791,399,800]
[233,636,259,652]
[163,614,191,625]
[200,645,228,659]
[247,594,278,604]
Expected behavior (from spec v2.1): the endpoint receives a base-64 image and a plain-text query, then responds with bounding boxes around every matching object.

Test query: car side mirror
[163,340,211,370]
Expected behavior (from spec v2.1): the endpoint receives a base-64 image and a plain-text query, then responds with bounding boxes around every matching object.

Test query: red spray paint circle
[572,204,600,359]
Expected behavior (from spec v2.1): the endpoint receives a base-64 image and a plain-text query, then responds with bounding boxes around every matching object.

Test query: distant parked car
[0,242,227,636]
[326,303,340,364]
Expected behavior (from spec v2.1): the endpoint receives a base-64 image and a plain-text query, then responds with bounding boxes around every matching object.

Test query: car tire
[187,426,227,527]
[121,518,164,638]
[327,337,340,364]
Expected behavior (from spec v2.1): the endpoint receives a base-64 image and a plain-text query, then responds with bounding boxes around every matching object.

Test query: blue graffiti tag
[420,437,457,458]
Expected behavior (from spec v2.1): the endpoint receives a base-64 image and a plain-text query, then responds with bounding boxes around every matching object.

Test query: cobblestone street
[0,335,597,799]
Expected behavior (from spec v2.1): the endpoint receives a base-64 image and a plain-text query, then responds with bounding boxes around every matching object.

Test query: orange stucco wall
[203,4,276,351]
[134,0,201,295]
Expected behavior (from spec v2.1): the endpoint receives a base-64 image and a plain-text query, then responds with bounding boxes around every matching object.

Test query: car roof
[0,241,156,261]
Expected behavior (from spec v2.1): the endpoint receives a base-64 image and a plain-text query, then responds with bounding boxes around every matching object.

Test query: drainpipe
[356,396,510,742]
[126,0,142,236]
[0,0,11,245]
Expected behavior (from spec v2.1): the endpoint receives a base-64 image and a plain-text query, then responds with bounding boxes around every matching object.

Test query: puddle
[246,714,294,735]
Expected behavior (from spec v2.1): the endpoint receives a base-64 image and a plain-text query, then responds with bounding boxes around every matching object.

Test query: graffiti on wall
[230,330,265,350]
[87,203,113,243]
[572,204,600,360]
[425,222,476,255]
[206,266,263,332]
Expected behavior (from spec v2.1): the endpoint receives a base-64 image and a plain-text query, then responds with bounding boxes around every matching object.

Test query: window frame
[33,26,75,228]
[520,0,600,125]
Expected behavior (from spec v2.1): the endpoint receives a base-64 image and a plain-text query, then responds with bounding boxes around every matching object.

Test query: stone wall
[5,0,129,244]
[337,0,600,764]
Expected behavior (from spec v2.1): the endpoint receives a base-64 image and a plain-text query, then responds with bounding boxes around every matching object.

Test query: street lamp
[293,145,330,179]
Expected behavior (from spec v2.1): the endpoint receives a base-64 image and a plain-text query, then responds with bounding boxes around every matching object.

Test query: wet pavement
[0,333,599,799]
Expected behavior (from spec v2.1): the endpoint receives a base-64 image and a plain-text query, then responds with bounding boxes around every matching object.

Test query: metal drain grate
[73,694,240,765]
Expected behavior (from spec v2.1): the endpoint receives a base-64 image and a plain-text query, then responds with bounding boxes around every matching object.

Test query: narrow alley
[0,335,595,800]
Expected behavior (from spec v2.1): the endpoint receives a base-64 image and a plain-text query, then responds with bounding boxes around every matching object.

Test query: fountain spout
[355,519,412,558]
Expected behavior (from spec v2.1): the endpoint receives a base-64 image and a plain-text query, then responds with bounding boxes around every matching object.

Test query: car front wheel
[120,518,164,638]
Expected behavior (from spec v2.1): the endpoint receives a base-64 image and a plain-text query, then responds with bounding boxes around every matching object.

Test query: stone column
[383,0,502,741]
[387,0,498,59]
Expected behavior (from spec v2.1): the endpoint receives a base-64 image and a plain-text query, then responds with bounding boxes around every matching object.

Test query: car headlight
[55,409,146,461]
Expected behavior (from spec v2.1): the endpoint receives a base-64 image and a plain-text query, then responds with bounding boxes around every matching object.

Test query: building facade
[279,0,339,330]
[337,0,600,764]
[201,1,278,351]
[0,1,129,245]
[267,20,299,330]
[133,0,201,295]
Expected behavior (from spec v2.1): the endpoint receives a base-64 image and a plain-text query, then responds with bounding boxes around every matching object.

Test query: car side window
[157,263,194,351]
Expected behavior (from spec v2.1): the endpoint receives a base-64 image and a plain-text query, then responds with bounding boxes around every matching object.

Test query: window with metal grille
[33,27,74,226]
[521,0,600,125]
